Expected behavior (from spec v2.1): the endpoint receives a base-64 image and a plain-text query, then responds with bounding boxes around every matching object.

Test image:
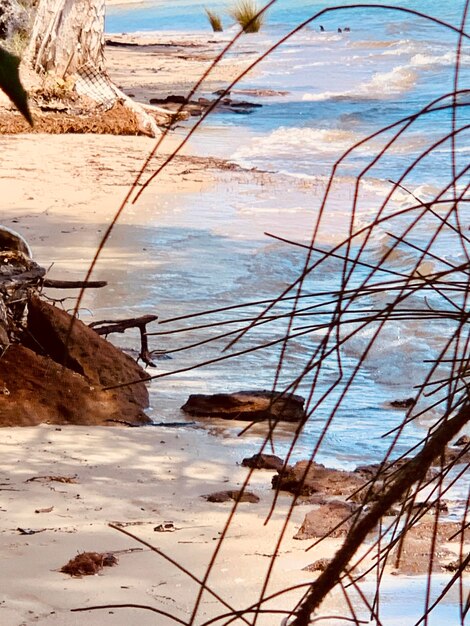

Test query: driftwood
[0,251,45,348]
[89,315,158,366]
[43,278,107,289]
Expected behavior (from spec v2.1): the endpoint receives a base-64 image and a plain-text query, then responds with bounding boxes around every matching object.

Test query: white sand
[0,425,346,625]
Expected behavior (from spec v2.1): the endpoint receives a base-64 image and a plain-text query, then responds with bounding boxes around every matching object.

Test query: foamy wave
[410,50,469,68]
[233,127,374,160]
[303,65,417,101]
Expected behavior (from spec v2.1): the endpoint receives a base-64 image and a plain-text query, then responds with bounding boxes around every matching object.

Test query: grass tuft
[230,0,264,33]
[205,8,223,32]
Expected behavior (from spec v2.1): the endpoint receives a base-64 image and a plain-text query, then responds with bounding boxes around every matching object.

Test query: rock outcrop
[182,390,306,422]
[272,460,366,498]
[294,500,358,540]
[202,490,260,503]
[241,453,285,471]
[0,296,150,426]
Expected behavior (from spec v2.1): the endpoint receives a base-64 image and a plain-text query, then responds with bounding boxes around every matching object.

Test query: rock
[454,435,470,447]
[354,459,437,484]
[303,558,331,572]
[391,537,445,575]
[389,397,415,408]
[202,490,259,503]
[241,453,285,471]
[431,445,470,466]
[0,344,150,426]
[26,295,149,409]
[0,295,152,427]
[0,0,28,39]
[272,461,365,497]
[390,519,470,574]
[294,500,358,540]
[443,555,470,572]
[181,390,306,422]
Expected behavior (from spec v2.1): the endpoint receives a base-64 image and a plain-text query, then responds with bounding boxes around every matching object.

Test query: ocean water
[106,0,469,489]
[105,0,470,444]
[103,2,469,621]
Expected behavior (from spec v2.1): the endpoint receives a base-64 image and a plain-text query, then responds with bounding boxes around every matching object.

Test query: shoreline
[0,28,468,626]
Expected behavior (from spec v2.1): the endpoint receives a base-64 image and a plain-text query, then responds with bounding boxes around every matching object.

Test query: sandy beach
[0,35,355,626]
[0,133,346,623]
[0,425,330,625]
[1,18,468,626]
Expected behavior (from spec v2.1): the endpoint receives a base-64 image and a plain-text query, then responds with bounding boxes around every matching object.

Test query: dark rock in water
[181,390,306,422]
[228,100,263,109]
[272,460,365,497]
[354,458,437,483]
[202,490,259,503]
[294,500,358,540]
[241,453,285,471]
[27,295,149,409]
[162,94,187,104]
[389,397,415,408]
[454,434,470,447]
[198,97,211,106]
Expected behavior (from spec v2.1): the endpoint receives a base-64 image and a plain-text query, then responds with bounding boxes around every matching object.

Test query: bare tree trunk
[24,0,165,136]
[27,0,105,76]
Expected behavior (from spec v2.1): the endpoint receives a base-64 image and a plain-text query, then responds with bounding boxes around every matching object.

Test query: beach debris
[34,506,54,514]
[182,390,306,422]
[89,313,158,366]
[273,461,366,498]
[294,501,358,540]
[26,475,78,484]
[213,88,289,97]
[241,453,285,471]
[149,94,262,117]
[202,490,260,503]
[17,527,46,535]
[154,521,176,532]
[112,520,154,527]
[389,397,415,408]
[60,551,118,577]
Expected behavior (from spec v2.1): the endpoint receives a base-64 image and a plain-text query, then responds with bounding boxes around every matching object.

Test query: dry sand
[1,425,338,625]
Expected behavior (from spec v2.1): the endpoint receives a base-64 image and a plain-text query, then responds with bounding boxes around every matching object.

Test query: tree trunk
[27,0,105,76]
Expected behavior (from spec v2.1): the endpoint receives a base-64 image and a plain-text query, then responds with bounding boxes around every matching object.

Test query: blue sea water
[107,0,470,182]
